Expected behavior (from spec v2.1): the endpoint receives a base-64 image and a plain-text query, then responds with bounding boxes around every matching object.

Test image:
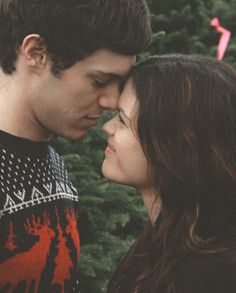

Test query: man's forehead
[85,49,135,74]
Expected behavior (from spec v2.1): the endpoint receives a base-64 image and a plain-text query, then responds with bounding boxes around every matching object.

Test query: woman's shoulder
[174,250,236,293]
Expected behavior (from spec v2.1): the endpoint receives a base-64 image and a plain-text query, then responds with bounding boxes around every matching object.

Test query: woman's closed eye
[117,113,126,126]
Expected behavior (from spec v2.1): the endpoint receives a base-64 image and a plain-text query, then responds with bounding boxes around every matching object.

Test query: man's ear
[20,34,50,73]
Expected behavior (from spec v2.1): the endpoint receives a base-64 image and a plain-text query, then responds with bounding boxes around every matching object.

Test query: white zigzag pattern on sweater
[1,182,78,218]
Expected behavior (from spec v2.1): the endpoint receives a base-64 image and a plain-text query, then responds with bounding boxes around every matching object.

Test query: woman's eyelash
[118,114,125,124]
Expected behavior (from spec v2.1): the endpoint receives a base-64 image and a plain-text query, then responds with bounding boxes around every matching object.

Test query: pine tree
[146,0,236,67]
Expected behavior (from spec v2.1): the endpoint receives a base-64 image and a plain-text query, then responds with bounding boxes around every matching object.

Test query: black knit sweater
[0,130,80,293]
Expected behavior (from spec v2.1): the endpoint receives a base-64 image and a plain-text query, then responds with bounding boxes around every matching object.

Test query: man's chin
[61,129,88,141]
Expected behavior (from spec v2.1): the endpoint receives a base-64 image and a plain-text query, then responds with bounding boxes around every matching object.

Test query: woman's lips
[108,143,115,151]
[105,142,116,154]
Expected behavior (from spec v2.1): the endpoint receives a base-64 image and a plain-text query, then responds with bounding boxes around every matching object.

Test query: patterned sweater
[0,130,80,293]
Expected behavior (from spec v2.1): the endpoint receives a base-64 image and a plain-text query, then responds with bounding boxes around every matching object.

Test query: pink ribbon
[210,17,231,61]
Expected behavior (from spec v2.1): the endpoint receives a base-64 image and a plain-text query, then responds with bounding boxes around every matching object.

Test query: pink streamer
[210,17,231,61]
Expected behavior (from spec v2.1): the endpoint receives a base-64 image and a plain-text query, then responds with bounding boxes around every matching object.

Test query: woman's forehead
[119,80,137,116]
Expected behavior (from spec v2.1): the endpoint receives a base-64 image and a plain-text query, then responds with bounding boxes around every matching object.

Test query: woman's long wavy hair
[107,55,236,293]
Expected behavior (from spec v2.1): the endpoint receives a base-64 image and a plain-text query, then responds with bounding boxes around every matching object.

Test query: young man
[0,0,151,292]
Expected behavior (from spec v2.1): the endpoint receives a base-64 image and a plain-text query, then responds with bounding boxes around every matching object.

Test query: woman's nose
[102,117,116,135]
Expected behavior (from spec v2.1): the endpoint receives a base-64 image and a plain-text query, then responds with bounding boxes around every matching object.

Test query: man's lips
[83,115,101,125]
[84,115,101,120]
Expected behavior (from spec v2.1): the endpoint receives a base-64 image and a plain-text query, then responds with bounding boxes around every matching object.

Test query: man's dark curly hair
[0,0,152,74]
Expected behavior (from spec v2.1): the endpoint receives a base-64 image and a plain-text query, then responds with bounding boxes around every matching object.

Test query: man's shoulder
[48,145,66,166]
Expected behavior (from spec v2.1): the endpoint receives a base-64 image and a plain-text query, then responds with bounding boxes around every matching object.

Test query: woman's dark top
[174,252,236,293]
[110,249,236,293]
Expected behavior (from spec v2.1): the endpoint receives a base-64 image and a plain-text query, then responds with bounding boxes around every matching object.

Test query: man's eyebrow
[93,70,124,79]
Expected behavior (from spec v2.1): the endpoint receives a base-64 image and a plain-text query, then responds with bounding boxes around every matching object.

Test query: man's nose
[98,86,119,110]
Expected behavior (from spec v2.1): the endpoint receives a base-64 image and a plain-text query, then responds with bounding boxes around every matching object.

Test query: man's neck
[0,70,50,142]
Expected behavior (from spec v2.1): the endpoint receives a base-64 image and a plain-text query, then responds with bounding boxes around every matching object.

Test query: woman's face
[102,79,152,190]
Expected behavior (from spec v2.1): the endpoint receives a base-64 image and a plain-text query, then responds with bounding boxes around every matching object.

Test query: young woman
[102,55,236,293]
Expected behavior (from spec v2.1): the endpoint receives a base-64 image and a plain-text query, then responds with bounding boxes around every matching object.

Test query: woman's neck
[139,187,162,225]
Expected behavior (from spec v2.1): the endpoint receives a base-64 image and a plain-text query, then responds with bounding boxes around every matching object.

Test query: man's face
[29,49,134,140]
